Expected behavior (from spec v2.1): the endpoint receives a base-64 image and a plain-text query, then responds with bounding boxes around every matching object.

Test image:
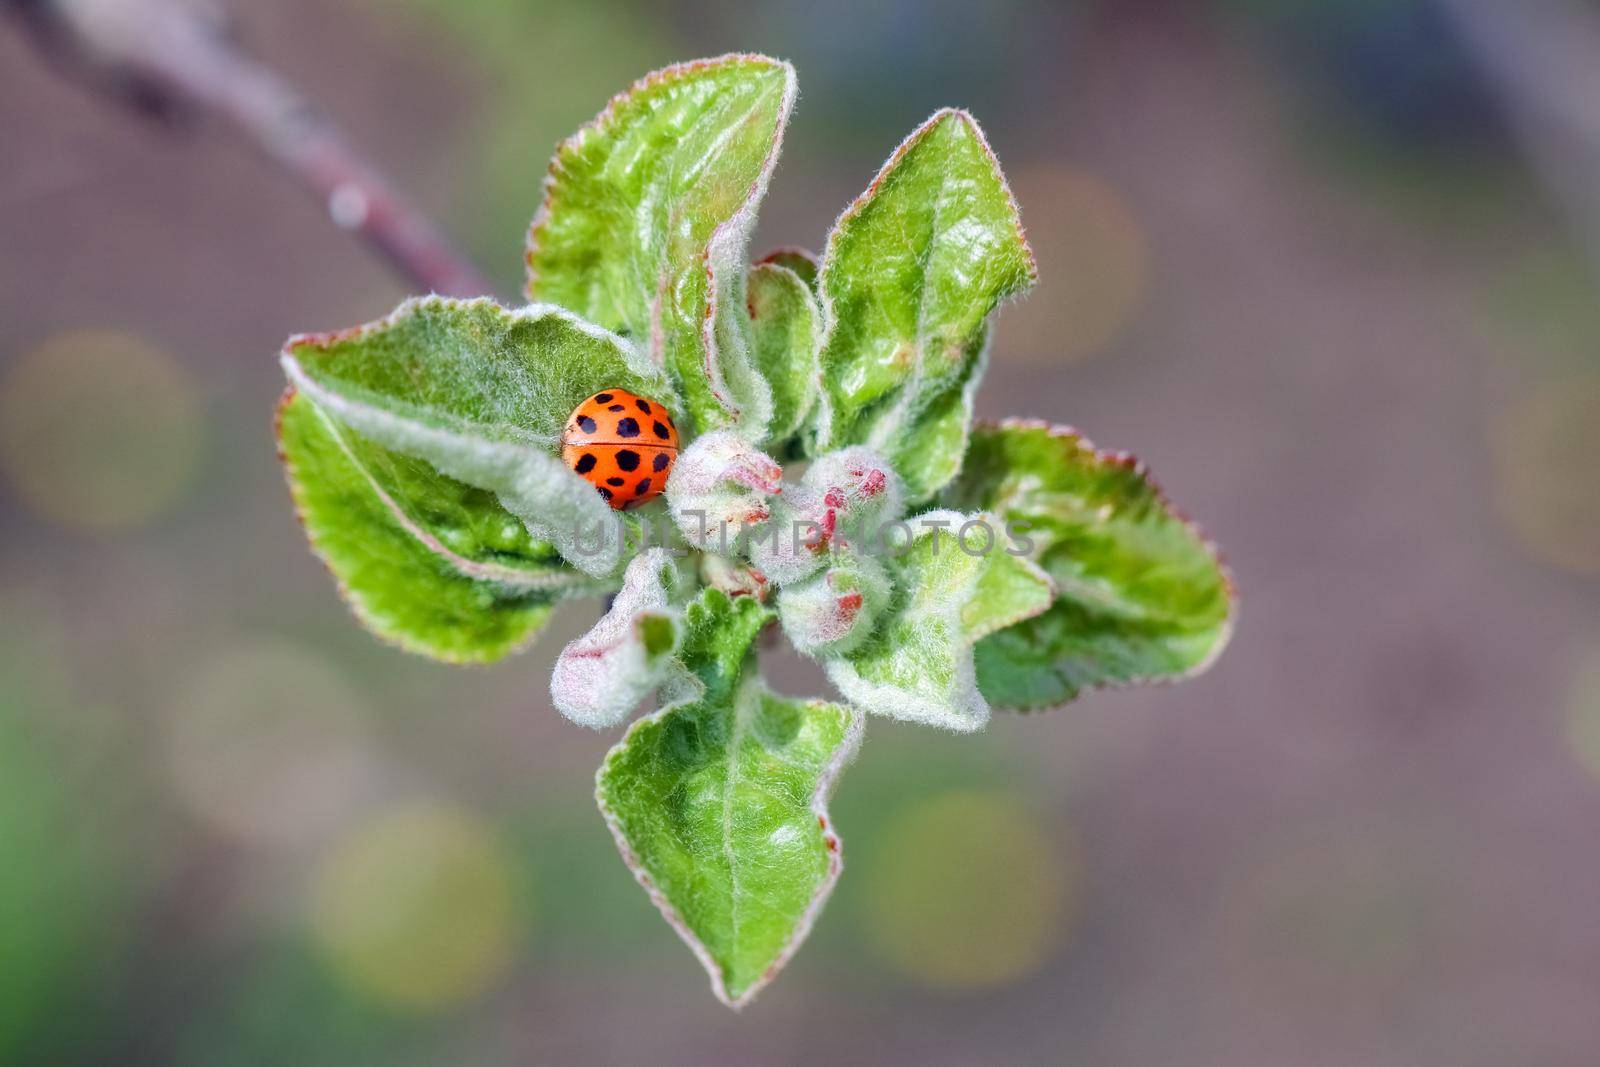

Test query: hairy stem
[7,0,494,298]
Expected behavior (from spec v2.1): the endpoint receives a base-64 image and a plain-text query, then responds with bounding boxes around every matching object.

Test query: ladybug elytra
[561,389,679,509]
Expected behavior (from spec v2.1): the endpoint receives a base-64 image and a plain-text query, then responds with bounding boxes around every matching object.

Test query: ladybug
[561,389,679,510]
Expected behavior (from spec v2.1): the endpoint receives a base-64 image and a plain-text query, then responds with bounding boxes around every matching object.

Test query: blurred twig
[5,0,494,299]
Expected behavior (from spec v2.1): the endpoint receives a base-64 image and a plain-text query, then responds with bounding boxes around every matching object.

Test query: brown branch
[7,0,495,299]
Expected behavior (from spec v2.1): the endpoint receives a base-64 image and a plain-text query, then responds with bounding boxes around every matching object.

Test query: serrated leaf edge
[524,52,792,297]
[281,298,654,579]
[283,295,662,435]
[524,53,797,437]
[290,388,604,593]
[975,416,1238,712]
[824,508,1052,732]
[594,684,864,1010]
[696,61,797,434]
[811,108,1035,450]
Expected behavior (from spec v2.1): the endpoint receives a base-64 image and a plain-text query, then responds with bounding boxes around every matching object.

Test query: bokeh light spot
[1491,378,1600,575]
[0,330,202,530]
[165,641,380,847]
[858,789,1078,991]
[1007,167,1150,363]
[311,804,520,1013]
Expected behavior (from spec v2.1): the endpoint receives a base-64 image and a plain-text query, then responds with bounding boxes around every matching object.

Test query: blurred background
[3,0,1600,1063]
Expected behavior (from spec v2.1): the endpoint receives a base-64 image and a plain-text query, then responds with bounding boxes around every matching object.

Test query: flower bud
[799,446,904,549]
[778,554,891,658]
[745,489,830,586]
[665,430,783,550]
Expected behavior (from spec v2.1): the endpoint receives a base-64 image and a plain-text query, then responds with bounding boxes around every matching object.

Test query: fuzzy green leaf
[287,395,581,583]
[884,325,989,501]
[277,392,583,663]
[596,590,861,1007]
[526,54,796,440]
[280,296,666,578]
[825,511,1053,732]
[942,420,1236,709]
[814,109,1035,500]
[746,261,821,447]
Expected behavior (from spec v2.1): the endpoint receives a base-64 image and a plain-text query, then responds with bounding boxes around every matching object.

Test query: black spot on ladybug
[560,391,676,510]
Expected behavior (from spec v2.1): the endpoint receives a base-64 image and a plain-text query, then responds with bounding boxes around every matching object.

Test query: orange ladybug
[561,389,679,510]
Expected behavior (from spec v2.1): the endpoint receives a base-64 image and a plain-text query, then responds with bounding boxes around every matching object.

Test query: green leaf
[551,549,685,729]
[878,325,989,503]
[596,590,861,1007]
[813,109,1035,500]
[288,394,580,585]
[281,296,667,578]
[746,261,822,446]
[277,391,578,663]
[942,420,1236,710]
[526,54,797,440]
[825,511,1053,731]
